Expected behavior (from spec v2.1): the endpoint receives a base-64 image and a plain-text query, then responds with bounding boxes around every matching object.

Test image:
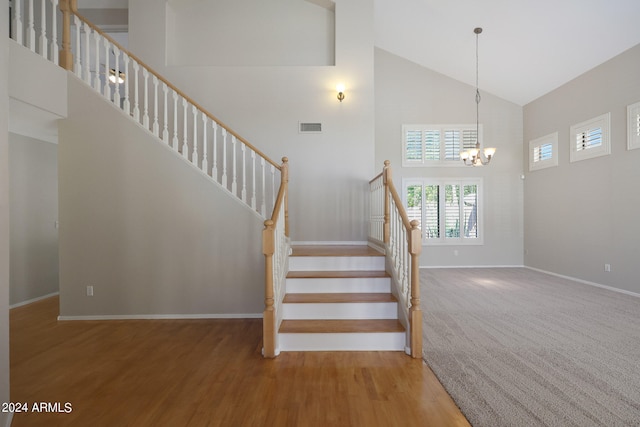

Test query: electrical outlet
[604,264,611,272]
[86,285,94,296]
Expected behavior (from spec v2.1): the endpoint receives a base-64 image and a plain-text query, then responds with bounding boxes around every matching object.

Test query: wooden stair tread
[291,245,384,257]
[279,319,405,334]
[287,270,390,279]
[283,293,397,303]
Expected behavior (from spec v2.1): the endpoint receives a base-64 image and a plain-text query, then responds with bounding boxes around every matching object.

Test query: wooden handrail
[376,160,422,359]
[387,180,413,231]
[368,171,384,184]
[267,157,289,234]
[67,7,281,170]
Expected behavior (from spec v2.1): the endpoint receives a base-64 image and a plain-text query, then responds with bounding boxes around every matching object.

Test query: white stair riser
[279,332,405,351]
[286,277,391,294]
[289,256,385,271]
[282,302,398,320]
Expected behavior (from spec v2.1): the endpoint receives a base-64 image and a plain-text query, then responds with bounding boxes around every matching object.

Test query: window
[628,101,640,150]
[402,124,481,167]
[529,132,558,171]
[569,113,610,163]
[404,178,483,245]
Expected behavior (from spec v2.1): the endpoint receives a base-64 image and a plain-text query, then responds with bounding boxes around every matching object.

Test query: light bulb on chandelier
[460,27,496,166]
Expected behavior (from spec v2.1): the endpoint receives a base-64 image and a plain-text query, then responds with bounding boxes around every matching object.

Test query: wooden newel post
[409,219,423,358]
[59,0,76,71]
[281,157,289,237]
[383,160,391,244]
[262,219,276,358]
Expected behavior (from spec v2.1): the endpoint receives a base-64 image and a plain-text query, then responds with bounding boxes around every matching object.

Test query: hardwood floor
[10,296,469,426]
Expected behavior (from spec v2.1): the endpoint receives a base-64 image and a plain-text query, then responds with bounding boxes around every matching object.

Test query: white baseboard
[10,292,59,309]
[58,313,263,321]
[524,266,640,298]
[291,241,368,246]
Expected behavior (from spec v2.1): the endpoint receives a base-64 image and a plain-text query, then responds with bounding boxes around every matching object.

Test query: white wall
[167,0,335,66]
[375,48,524,267]
[59,76,265,316]
[129,0,375,242]
[1,8,11,427]
[9,134,59,306]
[9,42,67,118]
[524,44,640,293]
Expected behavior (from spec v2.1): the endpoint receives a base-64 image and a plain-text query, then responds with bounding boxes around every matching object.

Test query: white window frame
[628,101,640,150]
[569,113,611,163]
[529,132,558,171]
[403,178,483,246]
[402,124,482,167]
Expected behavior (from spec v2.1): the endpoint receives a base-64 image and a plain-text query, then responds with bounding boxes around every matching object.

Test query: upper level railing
[369,160,422,358]
[9,0,283,219]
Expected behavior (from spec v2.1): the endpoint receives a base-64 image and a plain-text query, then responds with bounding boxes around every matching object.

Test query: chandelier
[461,27,496,166]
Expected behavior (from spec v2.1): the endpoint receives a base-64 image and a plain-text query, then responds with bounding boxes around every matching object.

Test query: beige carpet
[421,267,640,427]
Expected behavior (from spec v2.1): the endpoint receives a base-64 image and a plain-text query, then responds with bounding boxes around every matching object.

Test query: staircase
[279,245,406,352]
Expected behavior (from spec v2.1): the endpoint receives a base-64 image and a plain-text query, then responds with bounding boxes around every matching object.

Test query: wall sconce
[336,83,345,102]
[109,69,125,84]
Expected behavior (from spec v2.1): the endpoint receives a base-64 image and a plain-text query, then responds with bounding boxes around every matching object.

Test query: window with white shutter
[402,124,481,167]
[529,132,558,171]
[569,113,610,163]
[628,101,640,150]
[403,178,483,245]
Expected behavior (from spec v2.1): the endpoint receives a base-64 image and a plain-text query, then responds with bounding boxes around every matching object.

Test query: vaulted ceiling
[374,0,640,105]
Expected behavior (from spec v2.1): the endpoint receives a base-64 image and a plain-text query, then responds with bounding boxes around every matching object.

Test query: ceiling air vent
[299,122,322,134]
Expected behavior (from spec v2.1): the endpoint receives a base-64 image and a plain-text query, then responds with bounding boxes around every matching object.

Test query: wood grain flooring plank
[10,296,469,427]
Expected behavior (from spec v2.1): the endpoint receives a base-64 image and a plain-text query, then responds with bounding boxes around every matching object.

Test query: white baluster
[113,46,120,105]
[39,0,47,59]
[241,144,247,203]
[73,15,81,75]
[50,0,58,65]
[191,106,198,165]
[172,91,179,151]
[212,122,218,181]
[27,0,35,51]
[270,164,276,214]
[182,98,189,159]
[231,136,237,195]
[152,76,159,136]
[132,61,140,120]
[162,83,169,143]
[202,115,208,175]
[142,69,149,129]
[122,54,131,114]
[93,31,101,91]
[12,0,23,44]
[260,158,266,217]
[83,22,90,84]
[103,37,110,98]
[251,150,256,209]
[221,128,228,188]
